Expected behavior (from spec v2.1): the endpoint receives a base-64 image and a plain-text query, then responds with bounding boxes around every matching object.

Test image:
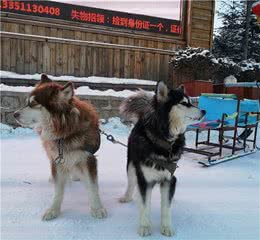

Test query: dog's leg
[42,166,67,221]
[137,181,153,237]
[160,176,177,237]
[119,162,136,203]
[80,155,107,219]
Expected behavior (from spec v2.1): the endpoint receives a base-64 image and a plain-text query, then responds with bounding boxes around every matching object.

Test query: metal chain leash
[54,138,65,164]
[99,129,127,147]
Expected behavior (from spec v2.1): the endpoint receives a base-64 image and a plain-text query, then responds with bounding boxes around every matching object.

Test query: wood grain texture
[0,1,215,82]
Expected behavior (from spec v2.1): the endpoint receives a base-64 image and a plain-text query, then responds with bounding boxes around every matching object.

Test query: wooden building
[0,0,215,83]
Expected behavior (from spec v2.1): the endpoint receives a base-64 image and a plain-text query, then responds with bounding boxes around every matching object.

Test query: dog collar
[145,129,174,152]
[145,129,179,174]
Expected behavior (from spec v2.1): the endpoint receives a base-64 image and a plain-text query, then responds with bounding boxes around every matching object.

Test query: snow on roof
[0,71,157,86]
[239,61,260,72]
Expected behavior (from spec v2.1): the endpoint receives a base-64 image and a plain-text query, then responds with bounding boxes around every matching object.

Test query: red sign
[0,0,182,36]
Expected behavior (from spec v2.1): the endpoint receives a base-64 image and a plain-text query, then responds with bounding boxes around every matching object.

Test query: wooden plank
[92,47,98,76]
[1,31,176,55]
[16,39,25,73]
[124,50,131,78]
[97,48,103,76]
[129,50,135,79]
[62,44,68,75]
[37,41,44,73]
[144,52,151,80]
[192,30,211,40]
[30,41,37,74]
[192,14,212,21]
[192,0,213,11]
[119,49,125,78]
[103,48,110,77]
[9,23,19,32]
[1,38,11,71]
[86,46,93,76]
[24,24,32,34]
[0,22,7,32]
[79,46,87,77]
[50,28,57,37]
[55,29,63,75]
[49,43,56,75]
[56,42,63,76]
[154,53,160,81]
[190,40,210,49]
[67,45,75,75]
[159,54,170,82]
[38,26,46,36]
[113,49,120,78]
[43,42,51,73]
[75,30,82,40]
[24,40,30,73]
[192,7,212,17]
[108,48,114,77]
[192,20,211,31]
[134,51,141,79]
[74,44,81,76]
[10,38,17,72]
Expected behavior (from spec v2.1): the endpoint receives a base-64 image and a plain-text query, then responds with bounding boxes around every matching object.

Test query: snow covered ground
[1,119,260,240]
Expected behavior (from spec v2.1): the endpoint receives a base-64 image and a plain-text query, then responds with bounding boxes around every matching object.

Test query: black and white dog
[119,82,205,237]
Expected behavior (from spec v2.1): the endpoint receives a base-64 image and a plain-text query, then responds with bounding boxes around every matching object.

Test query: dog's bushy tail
[119,90,154,123]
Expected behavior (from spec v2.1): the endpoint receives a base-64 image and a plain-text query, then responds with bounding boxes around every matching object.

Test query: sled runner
[185,94,260,166]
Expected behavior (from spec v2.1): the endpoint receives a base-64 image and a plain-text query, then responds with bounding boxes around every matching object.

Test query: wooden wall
[0,0,215,83]
[186,0,215,48]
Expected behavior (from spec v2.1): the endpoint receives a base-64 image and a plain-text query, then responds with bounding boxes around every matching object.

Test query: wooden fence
[0,1,215,83]
[1,31,173,81]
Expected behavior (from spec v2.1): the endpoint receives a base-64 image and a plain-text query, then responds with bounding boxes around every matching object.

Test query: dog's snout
[201,110,206,116]
[14,111,20,119]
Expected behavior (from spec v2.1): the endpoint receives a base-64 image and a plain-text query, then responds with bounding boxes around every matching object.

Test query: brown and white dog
[14,74,107,221]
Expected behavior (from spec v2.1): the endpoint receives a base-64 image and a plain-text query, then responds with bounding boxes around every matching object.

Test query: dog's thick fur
[119,82,205,237]
[14,74,107,220]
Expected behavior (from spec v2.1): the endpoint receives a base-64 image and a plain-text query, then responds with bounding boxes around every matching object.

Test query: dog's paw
[160,225,174,237]
[138,225,152,237]
[42,208,60,221]
[91,207,107,219]
[119,196,133,203]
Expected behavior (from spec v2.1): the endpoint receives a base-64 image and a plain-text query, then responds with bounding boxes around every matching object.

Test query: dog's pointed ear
[61,82,74,100]
[156,81,168,102]
[40,74,52,84]
[178,84,186,93]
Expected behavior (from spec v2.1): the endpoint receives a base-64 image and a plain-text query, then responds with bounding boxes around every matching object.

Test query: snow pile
[0,118,131,140]
[0,123,35,139]
[0,84,146,98]
[0,70,157,86]
[76,86,137,98]
[171,47,219,68]
[100,117,132,138]
[238,60,260,72]
[224,75,237,84]
[0,84,34,92]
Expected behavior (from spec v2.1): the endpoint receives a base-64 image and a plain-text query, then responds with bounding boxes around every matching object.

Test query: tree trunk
[243,0,253,60]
